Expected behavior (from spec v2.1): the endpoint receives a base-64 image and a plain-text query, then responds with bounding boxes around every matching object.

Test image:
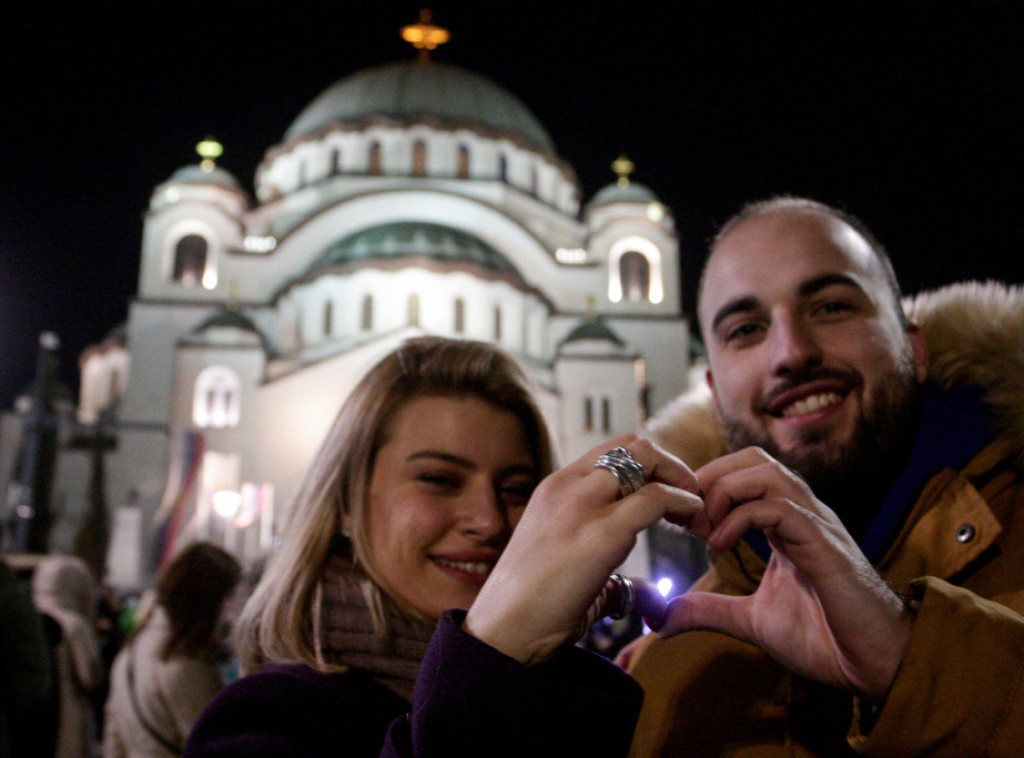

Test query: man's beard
[718,357,922,538]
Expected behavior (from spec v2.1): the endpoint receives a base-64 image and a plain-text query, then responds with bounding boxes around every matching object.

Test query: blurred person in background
[32,555,104,758]
[1,551,57,758]
[103,542,240,757]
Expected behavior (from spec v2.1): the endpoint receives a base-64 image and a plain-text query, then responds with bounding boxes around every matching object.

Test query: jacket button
[956,524,976,543]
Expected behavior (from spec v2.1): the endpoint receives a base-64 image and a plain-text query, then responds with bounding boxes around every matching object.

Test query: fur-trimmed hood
[645,281,1024,471]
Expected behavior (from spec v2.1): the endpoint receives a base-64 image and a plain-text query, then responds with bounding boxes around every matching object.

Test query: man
[627,197,1024,756]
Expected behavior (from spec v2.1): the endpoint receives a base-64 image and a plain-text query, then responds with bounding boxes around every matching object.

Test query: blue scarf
[744,381,993,564]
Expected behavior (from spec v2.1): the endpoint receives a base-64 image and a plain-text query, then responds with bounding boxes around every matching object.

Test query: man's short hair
[698,196,908,334]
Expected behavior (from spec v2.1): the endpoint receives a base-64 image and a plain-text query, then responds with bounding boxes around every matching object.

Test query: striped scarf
[313,552,434,702]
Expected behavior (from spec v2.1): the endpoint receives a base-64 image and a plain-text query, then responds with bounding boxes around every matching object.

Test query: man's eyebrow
[710,296,759,334]
[709,273,869,334]
[797,272,866,298]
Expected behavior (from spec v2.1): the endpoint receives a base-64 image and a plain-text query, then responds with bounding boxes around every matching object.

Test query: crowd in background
[1,543,246,758]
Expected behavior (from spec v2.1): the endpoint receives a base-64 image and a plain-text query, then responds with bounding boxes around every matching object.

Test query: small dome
[166,164,243,192]
[311,222,519,275]
[588,181,658,207]
[184,309,268,351]
[286,61,556,153]
[560,318,625,348]
[193,310,261,333]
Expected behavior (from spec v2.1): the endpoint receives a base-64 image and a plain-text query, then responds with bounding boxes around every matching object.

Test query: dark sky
[2,1,1022,409]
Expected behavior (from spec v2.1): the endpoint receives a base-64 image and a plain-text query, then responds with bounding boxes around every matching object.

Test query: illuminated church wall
[19,30,693,583]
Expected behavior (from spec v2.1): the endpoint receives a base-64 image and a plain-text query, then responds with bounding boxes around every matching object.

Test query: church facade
[8,47,693,583]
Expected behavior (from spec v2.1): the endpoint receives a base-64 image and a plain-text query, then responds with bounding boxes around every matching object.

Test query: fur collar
[645,281,1024,471]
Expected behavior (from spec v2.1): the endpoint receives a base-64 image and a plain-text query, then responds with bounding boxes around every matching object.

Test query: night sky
[2,2,1022,410]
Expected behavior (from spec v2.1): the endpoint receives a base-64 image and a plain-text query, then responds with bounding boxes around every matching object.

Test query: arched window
[498,154,508,182]
[601,396,612,433]
[620,251,651,302]
[583,396,594,433]
[412,140,427,177]
[193,366,241,428]
[361,294,374,331]
[330,147,342,175]
[368,141,382,175]
[323,301,333,337]
[454,298,465,333]
[457,145,470,178]
[530,164,538,195]
[173,234,207,286]
[407,293,420,327]
[493,306,502,341]
[608,237,664,304]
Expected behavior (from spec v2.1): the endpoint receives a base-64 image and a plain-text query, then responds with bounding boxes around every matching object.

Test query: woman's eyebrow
[407,451,472,467]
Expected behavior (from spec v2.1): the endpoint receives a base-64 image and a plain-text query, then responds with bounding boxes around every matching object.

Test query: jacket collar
[721,439,1009,591]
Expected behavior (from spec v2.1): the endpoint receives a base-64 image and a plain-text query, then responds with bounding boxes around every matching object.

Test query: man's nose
[769,314,823,375]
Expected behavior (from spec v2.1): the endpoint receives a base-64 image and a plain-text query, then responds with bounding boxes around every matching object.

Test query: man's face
[698,210,929,505]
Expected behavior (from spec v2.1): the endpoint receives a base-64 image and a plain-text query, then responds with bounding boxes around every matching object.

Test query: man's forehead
[700,210,879,316]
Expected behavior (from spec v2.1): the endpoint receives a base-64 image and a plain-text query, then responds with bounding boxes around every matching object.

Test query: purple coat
[185,611,642,757]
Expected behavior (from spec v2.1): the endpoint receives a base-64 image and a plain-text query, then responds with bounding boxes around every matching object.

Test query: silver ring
[604,573,636,620]
[594,445,648,498]
[573,573,638,641]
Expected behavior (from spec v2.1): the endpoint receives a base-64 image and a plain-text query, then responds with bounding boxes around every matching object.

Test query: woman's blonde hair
[235,336,554,673]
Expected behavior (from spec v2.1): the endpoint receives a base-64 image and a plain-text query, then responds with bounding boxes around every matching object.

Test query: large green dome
[310,222,518,273]
[285,61,556,153]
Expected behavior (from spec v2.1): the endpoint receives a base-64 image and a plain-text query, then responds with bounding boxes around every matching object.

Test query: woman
[104,542,241,757]
[185,337,701,756]
[32,555,104,758]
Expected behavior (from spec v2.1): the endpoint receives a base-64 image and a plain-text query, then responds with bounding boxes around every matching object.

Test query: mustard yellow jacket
[630,282,1024,757]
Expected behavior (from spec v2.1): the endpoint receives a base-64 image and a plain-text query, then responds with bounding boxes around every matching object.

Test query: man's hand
[656,447,914,700]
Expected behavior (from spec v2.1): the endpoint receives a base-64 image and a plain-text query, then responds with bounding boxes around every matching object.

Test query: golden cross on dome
[401,9,450,60]
[612,154,635,188]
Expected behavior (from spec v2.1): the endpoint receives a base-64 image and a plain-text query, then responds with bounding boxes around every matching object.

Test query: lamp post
[6,332,60,553]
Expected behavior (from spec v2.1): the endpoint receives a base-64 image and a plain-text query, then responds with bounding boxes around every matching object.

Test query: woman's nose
[457,483,510,541]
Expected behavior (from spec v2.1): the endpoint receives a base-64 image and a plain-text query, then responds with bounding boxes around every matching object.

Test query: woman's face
[366,394,538,620]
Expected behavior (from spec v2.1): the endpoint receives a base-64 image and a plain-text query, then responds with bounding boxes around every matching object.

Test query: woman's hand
[655,447,913,699]
[463,434,703,666]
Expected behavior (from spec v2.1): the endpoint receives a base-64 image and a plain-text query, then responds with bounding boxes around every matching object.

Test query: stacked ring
[573,573,638,641]
[603,573,636,620]
[594,445,648,498]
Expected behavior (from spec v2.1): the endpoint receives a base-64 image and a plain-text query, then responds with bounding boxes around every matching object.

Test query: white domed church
[60,21,693,581]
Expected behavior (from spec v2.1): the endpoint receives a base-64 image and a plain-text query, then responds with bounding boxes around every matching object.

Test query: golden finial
[612,154,634,188]
[401,9,450,60]
[196,137,223,173]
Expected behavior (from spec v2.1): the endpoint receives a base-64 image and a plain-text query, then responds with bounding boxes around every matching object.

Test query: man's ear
[907,323,930,383]
[705,365,717,400]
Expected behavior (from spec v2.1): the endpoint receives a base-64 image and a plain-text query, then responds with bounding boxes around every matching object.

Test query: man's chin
[723,418,852,481]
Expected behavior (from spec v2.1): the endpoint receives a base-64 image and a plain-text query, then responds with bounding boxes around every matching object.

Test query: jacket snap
[956,524,976,543]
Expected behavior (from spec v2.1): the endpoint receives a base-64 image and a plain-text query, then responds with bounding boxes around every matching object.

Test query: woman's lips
[431,555,498,585]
